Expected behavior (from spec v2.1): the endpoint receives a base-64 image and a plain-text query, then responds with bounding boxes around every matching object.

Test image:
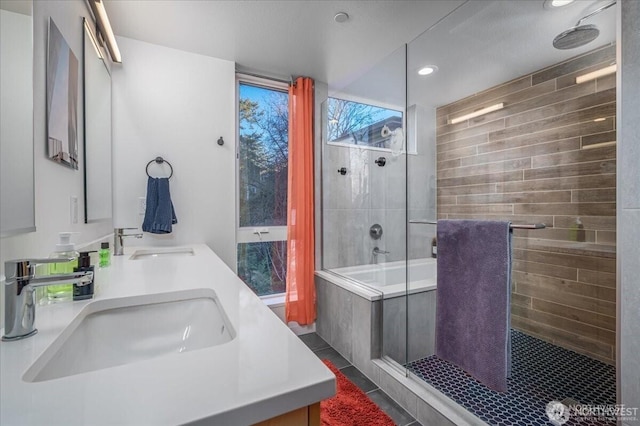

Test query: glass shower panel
[321,45,408,371]
[405,1,617,422]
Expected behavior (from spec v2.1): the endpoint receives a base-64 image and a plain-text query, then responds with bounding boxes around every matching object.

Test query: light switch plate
[138,197,146,215]
[70,196,78,224]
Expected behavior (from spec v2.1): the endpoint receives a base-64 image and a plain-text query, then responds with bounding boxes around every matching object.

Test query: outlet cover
[70,196,78,224]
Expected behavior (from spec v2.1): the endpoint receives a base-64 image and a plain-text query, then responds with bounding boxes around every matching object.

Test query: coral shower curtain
[285,77,316,325]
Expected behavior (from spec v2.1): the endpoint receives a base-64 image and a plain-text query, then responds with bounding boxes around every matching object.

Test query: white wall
[0,0,114,327]
[111,37,237,269]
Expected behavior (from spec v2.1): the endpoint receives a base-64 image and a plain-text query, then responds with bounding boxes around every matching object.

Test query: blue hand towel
[435,219,512,392]
[142,177,177,234]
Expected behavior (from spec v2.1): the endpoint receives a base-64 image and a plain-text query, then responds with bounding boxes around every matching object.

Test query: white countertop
[1,244,335,425]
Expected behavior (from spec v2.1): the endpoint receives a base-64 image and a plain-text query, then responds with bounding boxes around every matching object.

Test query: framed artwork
[47,17,78,169]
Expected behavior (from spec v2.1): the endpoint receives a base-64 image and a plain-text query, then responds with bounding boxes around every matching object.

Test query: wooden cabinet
[253,402,320,426]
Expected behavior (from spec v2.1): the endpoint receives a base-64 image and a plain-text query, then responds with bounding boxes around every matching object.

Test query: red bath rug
[320,359,395,426]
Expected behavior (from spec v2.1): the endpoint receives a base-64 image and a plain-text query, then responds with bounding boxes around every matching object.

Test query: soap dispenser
[47,232,79,302]
[73,251,96,300]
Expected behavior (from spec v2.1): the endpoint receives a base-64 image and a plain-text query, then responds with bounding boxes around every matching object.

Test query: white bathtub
[316,258,437,300]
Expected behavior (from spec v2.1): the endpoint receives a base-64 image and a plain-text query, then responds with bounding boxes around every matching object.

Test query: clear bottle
[99,242,111,267]
[431,237,437,258]
[569,217,585,242]
[47,232,79,302]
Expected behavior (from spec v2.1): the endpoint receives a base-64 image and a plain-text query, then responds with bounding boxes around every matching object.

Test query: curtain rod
[237,71,294,85]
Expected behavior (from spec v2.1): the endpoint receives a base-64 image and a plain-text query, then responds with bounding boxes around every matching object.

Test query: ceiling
[0,0,31,15]
[104,0,617,109]
[340,0,616,109]
[103,0,465,90]
[406,0,616,109]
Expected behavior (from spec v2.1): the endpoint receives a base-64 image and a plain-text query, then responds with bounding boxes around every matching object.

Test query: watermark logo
[546,400,570,425]
[547,400,639,423]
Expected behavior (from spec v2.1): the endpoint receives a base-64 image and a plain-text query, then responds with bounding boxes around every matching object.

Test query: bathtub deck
[407,330,616,426]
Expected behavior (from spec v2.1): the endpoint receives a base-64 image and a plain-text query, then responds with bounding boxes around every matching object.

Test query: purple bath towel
[435,220,511,392]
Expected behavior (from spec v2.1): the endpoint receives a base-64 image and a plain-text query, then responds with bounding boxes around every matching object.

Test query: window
[326,97,404,152]
[236,76,289,296]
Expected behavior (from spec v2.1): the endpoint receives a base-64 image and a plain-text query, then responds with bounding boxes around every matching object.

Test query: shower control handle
[370,224,383,240]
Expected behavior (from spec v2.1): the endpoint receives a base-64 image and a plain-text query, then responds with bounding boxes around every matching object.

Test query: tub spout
[372,247,390,264]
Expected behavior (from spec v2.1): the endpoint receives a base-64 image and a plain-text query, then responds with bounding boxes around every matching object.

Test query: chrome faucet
[2,259,94,341]
[114,227,143,256]
[372,247,390,264]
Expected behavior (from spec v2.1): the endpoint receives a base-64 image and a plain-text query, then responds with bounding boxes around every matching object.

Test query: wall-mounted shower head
[553,1,616,50]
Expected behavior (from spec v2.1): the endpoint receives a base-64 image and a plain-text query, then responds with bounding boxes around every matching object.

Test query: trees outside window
[327,97,402,150]
[237,80,288,296]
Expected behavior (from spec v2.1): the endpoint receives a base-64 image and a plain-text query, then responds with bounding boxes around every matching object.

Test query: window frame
[325,93,417,155]
[235,74,289,295]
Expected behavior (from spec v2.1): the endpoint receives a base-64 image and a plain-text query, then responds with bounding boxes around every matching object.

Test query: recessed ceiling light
[418,65,438,76]
[544,0,575,9]
[334,12,349,23]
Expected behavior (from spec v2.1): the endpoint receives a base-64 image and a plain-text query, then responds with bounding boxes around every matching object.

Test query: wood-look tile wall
[435,45,617,364]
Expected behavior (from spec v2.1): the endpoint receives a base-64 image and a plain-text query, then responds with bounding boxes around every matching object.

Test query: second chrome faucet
[114,228,143,256]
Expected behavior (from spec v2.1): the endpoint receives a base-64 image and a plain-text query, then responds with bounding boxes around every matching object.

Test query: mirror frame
[82,17,113,224]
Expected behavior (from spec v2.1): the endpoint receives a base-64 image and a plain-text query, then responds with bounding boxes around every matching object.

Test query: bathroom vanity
[1,244,334,425]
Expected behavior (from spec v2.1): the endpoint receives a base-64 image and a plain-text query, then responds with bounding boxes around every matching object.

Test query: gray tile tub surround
[315,274,381,381]
[370,208,407,263]
[316,274,477,426]
[322,208,371,269]
[382,290,436,364]
[369,150,406,211]
[323,144,371,211]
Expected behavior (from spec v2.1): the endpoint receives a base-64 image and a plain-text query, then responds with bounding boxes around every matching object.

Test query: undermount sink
[23,289,235,383]
[129,247,195,260]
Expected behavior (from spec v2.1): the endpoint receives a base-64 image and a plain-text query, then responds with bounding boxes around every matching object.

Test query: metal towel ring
[146,156,173,179]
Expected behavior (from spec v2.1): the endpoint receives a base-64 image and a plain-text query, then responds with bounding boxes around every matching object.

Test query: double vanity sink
[24,288,234,383]
[128,246,195,260]
[1,244,334,425]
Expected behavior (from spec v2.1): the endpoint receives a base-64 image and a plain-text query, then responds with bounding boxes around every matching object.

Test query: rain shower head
[553,24,600,49]
[552,1,616,50]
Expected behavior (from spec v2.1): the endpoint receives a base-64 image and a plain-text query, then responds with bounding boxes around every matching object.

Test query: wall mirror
[0,0,35,237]
[82,18,112,223]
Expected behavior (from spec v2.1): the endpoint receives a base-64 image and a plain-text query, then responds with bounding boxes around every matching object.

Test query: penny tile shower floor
[407,330,616,426]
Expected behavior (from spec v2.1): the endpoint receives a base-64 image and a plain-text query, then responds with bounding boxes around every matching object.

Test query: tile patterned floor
[299,333,422,426]
[407,330,616,426]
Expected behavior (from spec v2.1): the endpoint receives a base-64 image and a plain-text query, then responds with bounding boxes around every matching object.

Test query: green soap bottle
[99,242,111,267]
[47,232,79,302]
